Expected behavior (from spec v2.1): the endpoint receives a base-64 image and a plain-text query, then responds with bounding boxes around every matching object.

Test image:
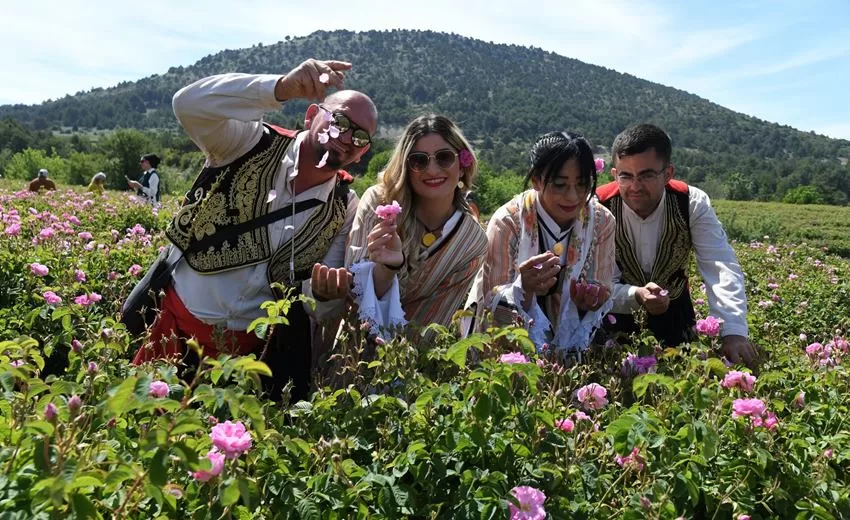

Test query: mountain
[2,29,849,202]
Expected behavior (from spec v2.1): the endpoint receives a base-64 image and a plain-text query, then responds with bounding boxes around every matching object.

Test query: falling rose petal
[317,151,329,168]
[266,189,277,203]
[533,264,544,270]
[659,289,669,297]
[317,130,329,144]
[319,73,330,84]
[323,110,333,123]
[328,125,340,139]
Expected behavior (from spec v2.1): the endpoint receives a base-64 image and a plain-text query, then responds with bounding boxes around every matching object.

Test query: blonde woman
[345,114,487,336]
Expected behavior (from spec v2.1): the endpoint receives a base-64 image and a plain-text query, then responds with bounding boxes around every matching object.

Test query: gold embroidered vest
[599,181,692,300]
[166,125,349,287]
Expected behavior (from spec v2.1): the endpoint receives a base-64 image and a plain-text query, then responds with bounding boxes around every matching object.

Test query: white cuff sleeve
[349,261,407,336]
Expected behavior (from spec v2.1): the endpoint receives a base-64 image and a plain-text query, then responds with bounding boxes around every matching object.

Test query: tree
[3,148,67,181]
[99,129,152,189]
[783,185,825,205]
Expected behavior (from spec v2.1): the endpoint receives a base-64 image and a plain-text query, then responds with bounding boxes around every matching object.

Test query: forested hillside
[1,29,849,202]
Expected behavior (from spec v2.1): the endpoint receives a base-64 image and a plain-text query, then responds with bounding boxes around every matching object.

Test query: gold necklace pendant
[552,242,564,256]
[421,232,437,247]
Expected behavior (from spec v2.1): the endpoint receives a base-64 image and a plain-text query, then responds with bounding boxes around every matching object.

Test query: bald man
[126,60,377,402]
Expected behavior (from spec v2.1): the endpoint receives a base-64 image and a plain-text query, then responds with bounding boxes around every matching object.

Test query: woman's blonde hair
[378,114,478,277]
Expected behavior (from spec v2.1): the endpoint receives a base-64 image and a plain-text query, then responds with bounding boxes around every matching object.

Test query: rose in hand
[635,282,670,315]
[519,252,561,303]
[569,279,610,311]
[367,217,404,269]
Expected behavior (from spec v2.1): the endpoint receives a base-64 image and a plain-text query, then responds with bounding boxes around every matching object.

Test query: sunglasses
[318,105,372,147]
[407,149,458,173]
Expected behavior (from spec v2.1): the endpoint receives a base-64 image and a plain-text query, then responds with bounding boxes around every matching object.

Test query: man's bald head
[323,90,378,135]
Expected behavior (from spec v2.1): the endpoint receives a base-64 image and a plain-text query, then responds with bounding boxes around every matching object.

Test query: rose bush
[0,186,849,518]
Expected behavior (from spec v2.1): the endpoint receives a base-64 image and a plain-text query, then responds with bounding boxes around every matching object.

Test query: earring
[457,180,465,190]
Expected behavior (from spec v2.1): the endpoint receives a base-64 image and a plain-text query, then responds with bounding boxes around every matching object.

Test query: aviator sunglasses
[318,105,372,147]
[406,149,459,173]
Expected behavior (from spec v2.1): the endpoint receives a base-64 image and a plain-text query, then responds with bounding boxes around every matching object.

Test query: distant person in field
[28,168,56,192]
[597,123,758,369]
[467,131,616,360]
[87,172,107,194]
[127,59,377,404]
[339,114,487,340]
[127,153,161,204]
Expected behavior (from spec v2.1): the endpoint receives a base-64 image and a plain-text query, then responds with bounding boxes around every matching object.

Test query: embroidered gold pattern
[165,130,293,273]
[267,190,347,286]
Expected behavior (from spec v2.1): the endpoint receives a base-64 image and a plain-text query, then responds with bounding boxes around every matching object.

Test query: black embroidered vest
[165,125,349,288]
[598,181,696,345]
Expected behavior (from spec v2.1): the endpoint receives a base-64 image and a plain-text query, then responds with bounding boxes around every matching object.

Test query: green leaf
[171,418,205,436]
[106,376,138,417]
[297,497,321,520]
[241,360,272,377]
[632,373,676,398]
[444,334,488,368]
[705,357,729,377]
[221,479,241,506]
[70,475,104,490]
[71,493,100,519]
[25,420,55,436]
[149,448,168,487]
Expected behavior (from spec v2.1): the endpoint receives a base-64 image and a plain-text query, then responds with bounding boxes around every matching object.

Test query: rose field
[1,184,849,520]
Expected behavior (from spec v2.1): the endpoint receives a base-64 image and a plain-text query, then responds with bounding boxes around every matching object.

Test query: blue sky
[2,0,848,139]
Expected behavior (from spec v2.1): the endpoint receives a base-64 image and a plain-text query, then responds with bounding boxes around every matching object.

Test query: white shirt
[611,186,749,338]
[167,73,357,330]
[139,169,159,205]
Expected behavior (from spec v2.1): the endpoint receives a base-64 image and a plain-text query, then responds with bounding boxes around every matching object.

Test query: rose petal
[316,151,329,168]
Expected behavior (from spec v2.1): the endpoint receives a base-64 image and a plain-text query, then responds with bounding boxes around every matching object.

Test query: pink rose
[4,223,21,236]
[78,231,93,241]
[68,395,82,413]
[695,316,722,337]
[30,263,49,277]
[375,200,402,221]
[721,370,757,393]
[508,486,546,520]
[128,264,143,277]
[731,398,766,418]
[762,411,779,430]
[210,420,253,459]
[45,402,58,422]
[594,158,605,173]
[74,295,90,306]
[149,381,170,398]
[576,383,608,410]
[74,269,86,282]
[555,419,574,432]
[458,149,475,168]
[615,447,645,470]
[500,352,530,364]
[192,448,226,482]
[43,291,62,305]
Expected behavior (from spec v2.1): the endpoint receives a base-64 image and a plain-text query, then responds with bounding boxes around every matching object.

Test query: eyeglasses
[407,149,458,173]
[318,105,372,147]
[616,166,667,186]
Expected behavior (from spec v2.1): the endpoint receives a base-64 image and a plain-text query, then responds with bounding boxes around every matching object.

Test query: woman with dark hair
[344,114,487,335]
[467,131,616,358]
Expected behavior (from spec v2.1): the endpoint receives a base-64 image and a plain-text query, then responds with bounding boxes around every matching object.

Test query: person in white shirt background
[596,124,759,369]
[128,153,161,204]
[130,58,376,403]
